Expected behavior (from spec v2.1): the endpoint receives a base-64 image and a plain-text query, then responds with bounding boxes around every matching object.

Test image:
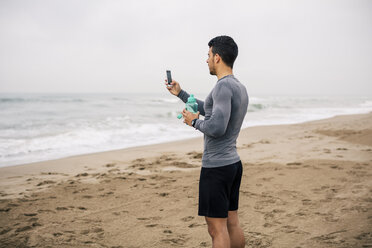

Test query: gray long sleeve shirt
[177,74,249,168]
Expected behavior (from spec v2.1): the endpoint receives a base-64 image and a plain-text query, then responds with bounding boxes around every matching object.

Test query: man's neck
[216,68,233,80]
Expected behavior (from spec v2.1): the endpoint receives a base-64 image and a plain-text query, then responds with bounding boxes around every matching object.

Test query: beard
[208,64,216,75]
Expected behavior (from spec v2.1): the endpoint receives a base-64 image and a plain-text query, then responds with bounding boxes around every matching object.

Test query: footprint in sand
[0,192,10,197]
[324,214,339,222]
[36,180,56,186]
[323,148,331,154]
[56,207,68,211]
[295,210,307,217]
[241,143,254,148]
[105,163,116,167]
[286,162,302,166]
[37,209,55,213]
[99,191,114,197]
[263,223,274,228]
[75,173,89,177]
[8,203,20,207]
[186,151,203,159]
[246,232,272,248]
[0,227,12,235]
[336,147,348,150]
[259,139,271,144]
[130,158,148,169]
[301,199,312,205]
[354,232,372,241]
[277,225,296,233]
[92,227,104,233]
[260,177,274,182]
[311,229,347,243]
[24,213,37,216]
[304,135,314,138]
[181,216,194,222]
[161,237,187,246]
[160,154,176,161]
[188,223,202,228]
[137,217,150,220]
[171,161,197,168]
[15,225,33,232]
[145,224,158,228]
[0,207,11,212]
[200,241,209,247]
[330,165,343,170]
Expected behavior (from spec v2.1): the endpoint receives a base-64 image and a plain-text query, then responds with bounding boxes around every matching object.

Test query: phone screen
[166,70,172,85]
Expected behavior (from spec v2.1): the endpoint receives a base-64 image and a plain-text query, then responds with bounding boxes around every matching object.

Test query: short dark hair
[208,35,238,68]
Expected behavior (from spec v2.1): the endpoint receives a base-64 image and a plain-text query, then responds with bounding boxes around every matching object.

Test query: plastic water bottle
[177,94,198,119]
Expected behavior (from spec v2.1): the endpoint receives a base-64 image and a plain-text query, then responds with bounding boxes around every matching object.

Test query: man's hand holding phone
[165,70,181,96]
[165,80,181,96]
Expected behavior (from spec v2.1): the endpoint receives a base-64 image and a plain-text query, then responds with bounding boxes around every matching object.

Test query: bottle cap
[177,114,183,119]
[187,94,196,103]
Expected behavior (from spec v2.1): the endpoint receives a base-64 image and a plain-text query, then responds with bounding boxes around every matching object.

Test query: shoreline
[2,110,371,171]
[0,112,371,247]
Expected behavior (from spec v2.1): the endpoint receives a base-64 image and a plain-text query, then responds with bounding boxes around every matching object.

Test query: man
[165,35,248,248]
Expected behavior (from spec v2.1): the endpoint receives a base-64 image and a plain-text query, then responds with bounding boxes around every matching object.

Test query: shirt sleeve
[194,83,232,138]
[177,89,206,116]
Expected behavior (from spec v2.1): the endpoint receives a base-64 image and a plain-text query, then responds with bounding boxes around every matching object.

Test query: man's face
[206,47,216,75]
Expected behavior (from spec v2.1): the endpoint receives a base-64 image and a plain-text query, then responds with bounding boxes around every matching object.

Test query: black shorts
[198,160,243,218]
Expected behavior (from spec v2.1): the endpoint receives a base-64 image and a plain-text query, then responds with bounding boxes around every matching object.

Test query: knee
[207,224,227,238]
[227,218,239,230]
[207,225,218,238]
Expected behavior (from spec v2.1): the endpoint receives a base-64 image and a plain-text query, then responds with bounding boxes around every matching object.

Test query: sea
[1,92,371,168]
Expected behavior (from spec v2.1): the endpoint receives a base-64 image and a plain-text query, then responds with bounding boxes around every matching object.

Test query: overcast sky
[0,0,371,96]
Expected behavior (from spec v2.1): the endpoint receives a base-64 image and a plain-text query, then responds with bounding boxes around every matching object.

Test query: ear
[214,53,221,64]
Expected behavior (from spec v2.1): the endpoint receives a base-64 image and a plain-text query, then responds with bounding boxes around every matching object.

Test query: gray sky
[0,0,371,96]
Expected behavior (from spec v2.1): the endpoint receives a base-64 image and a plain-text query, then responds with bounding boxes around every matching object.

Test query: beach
[0,112,371,247]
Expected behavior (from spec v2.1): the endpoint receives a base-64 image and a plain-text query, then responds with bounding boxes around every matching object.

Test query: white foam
[1,93,372,167]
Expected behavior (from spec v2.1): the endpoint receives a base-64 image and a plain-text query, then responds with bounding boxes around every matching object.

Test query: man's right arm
[177,90,205,116]
[165,80,205,116]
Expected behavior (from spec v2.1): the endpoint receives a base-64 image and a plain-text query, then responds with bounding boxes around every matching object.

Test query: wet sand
[0,112,371,247]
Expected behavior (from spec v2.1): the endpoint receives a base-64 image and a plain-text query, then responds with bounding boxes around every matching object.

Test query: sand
[0,112,371,248]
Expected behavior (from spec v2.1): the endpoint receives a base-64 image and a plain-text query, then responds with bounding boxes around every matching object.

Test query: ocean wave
[248,103,266,112]
[148,98,180,104]
[155,111,181,118]
[0,122,201,167]
[111,97,130,102]
[0,97,86,104]
[1,93,372,167]
[360,100,372,108]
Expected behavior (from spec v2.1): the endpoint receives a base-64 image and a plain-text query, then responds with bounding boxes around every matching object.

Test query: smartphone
[166,70,172,86]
